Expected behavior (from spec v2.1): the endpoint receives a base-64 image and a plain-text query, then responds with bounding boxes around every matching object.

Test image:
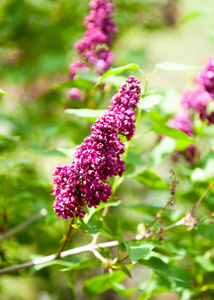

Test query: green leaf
[65,108,107,122]
[198,223,214,239]
[52,78,93,90]
[134,170,168,189]
[191,159,214,182]
[84,200,121,223]
[0,88,17,98]
[56,147,75,159]
[139,257,188,283]
[151,137,176,165]
[95,63,140,86]
[98,247,112,260]
[110,282,135,296]
[125,204,163,216]
[125,241,154,264]
[77,219,102,236]
[76,70,100,82]
[195,256,214,272]
[83,270,128,298]
[156,62,201,71]
[152,123,194,144]
[138,94,163,111]
[30,259,74,273]
[152,244,179,257]
[103,74,128,87]
[61,258,102,272]
[179,9,212,25]
[119,266,132,278]
[102,216,124,242]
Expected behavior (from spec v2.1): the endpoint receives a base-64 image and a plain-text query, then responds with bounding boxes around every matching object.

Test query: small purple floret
[67,88,84,101]
[52,76,141,219]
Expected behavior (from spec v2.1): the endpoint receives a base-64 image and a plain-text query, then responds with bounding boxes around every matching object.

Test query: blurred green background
[0,0,214,299]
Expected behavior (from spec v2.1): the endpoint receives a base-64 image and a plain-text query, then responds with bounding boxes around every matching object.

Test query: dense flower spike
[52,76,141,219]
[195,56,214,97]
[181,88,213,123]
[74,0,117,74]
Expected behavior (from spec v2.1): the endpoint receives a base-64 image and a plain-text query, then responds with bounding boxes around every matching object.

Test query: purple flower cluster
[52,76,141,220]
[195,56,214,97]
[67,0,117,103]
[74,0,117,74]
[168,111,198,164]
[167,56,214,163]
[168,111,193,137]
[68,60,89,80]
[180,56,214,124]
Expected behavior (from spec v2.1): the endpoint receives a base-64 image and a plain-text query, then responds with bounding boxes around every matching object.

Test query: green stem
[55,217,75,259]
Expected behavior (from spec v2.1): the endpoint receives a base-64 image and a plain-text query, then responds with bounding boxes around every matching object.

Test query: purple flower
[181,87,212,121]
[168,110,193,137]
[195,56,214,97]
[168,111,199,164]
[74,0,117,74]
[68,60,89,80]
[67,88,84,101]
[52,76,141,219]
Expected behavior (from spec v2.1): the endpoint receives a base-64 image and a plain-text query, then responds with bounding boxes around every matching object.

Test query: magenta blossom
[52,76,141,220]
[168,110,193,137]
[67,88,84,101]
[195,56,214,97]
[181,87,213,122]
[74,0,117,74]
[168,111,198,164]
[68,60,89,80]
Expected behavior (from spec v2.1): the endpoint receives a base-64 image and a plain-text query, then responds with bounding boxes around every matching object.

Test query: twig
[1,211,213,275]
[0,209,47,242]
[143,202,169,237]
[192,179,214,211]
[0,240,119,275]
[55,217,75,259]
[1,180,213,275]
[91,206,109,264]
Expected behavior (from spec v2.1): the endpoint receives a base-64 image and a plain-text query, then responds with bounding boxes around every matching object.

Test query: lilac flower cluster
[180,56,214,124]
[52,76,141,220]
[74,0,117,74]
[67,0,117,101]
[167,56,214,163]
[68,60,89,80]
[168,111,197,164]
[195,56,214,97]
[168,111,193,137]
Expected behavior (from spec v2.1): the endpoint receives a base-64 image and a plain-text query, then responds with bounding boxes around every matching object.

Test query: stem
[193,179,214,211]
[143,202,169,237]
[55,217,75,259]
[0,209,47,242]
[1,211,213,275]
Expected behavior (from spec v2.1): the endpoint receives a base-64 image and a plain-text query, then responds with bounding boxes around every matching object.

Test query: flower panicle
[52,76,141,220]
